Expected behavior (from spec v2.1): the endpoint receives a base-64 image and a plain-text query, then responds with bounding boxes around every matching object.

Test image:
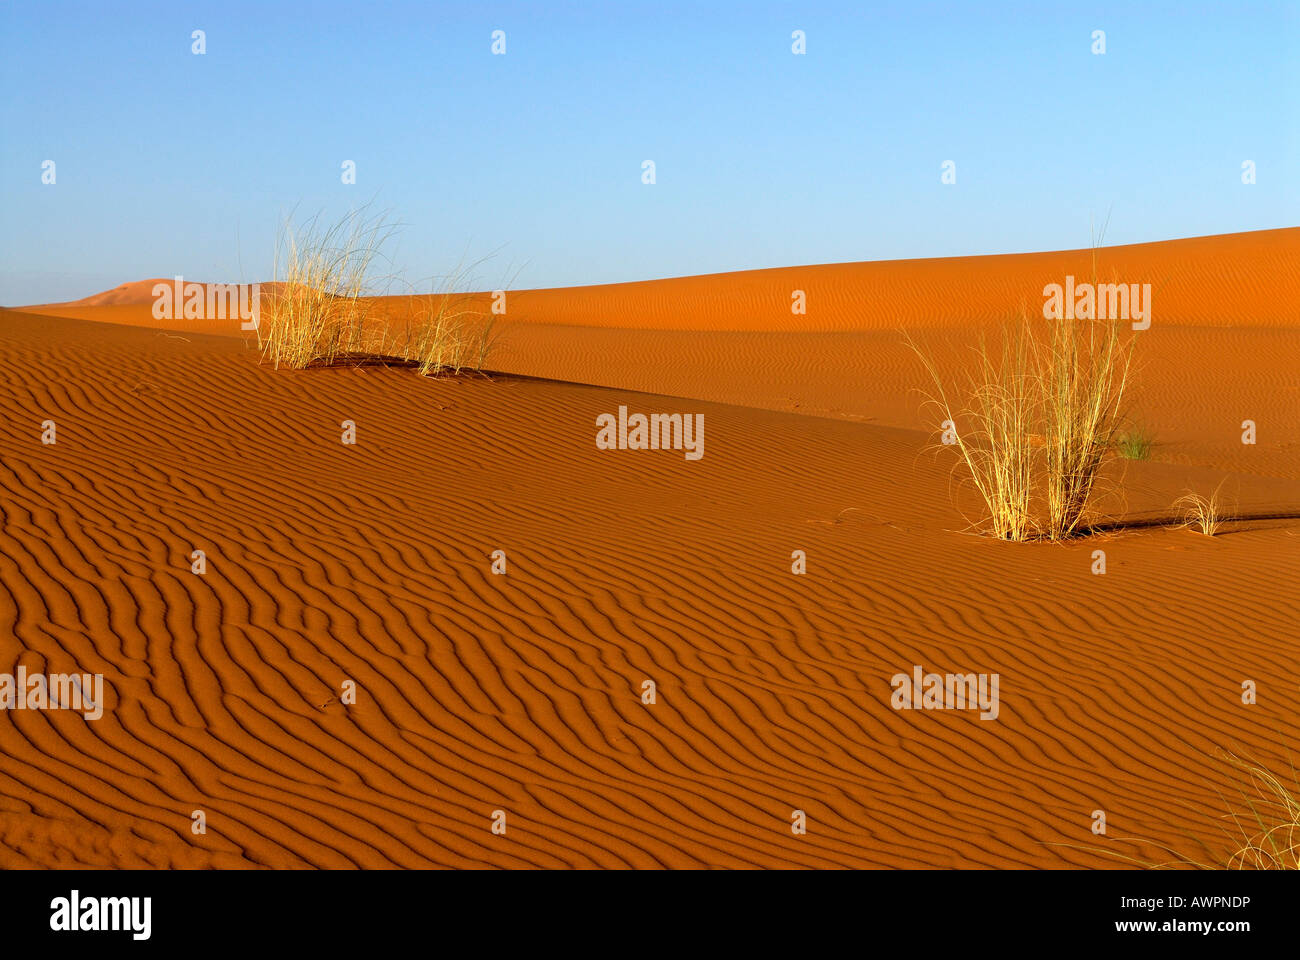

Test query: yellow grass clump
[910,312,1038,540]
[400,289,500,377]
[257,208,498,376]
[908,220,1141,542]
[1172,481,1226,537]
[1220,751,1300,869]
[909,298,1137,541]
[1040,294,1135,539]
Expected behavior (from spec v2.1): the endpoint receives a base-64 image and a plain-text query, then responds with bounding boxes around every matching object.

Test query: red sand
[2,228,1297,867]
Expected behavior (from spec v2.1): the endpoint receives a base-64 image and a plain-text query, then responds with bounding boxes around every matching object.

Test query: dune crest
[19,228,1298,334]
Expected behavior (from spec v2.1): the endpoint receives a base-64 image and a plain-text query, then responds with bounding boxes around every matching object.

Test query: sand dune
[56,278,198,307]
[2,229,1297,868]
[21,230,1298,479]
[26,228,1299,332]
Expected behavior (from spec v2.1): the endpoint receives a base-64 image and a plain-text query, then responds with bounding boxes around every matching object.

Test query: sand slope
[25,228,1299,332]
[20,229,1299,478]
[1,293,1297,867]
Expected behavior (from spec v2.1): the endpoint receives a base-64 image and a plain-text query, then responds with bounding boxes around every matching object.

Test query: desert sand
[1,228,1296,867]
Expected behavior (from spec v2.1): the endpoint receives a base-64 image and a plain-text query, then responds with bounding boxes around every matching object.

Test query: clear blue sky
[2,0,1296,303]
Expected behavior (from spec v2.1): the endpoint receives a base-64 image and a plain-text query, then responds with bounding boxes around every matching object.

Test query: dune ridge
[20,228,1299,335]
[18,231,1298,482]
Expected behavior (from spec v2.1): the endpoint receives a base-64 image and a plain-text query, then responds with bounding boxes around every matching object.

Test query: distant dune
[55,278,188,307]
[20,228,1299,332]
[2,228,1297,868]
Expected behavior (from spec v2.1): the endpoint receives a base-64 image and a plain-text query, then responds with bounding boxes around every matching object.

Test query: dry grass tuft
[409,274,504,377]
[908,304,1137,541]
[257,208,499,376]
[1219,751,1300,869]
[910,221,1146,541]
[258,207,398,369]
[1040,280,1135,539]
[909,312,1038,540]
[1173,481,1227,537]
